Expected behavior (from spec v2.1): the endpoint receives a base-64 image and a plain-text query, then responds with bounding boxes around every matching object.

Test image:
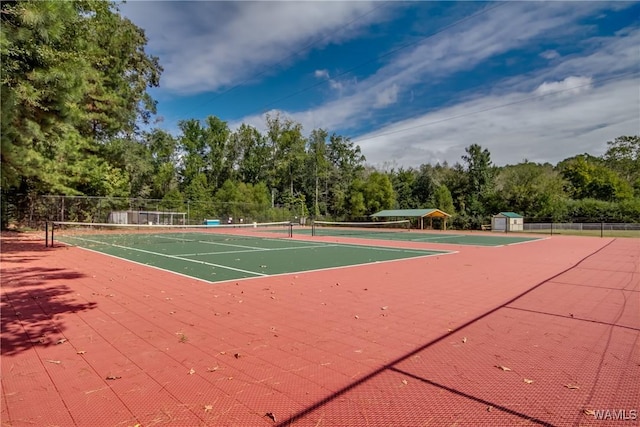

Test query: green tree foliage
[347,178,366,218]
[178,119,208,192]
[434,162,467,214]
[461,144,495,222]
[412,164,436,208]
[1,0,161,195]
[433,185,455,215]
[305,128,331,217]
[78,1,161,139]
[603,135,640,195]
[493,162,567,219]
[203,116,232,189]
[326,134,366,218]
[362,172,395,215]
[102,137,154,198]
[559,154,633,202]
[266,113,306,200]
[214,180,273,223]
[146,129,179,198]
[229,124,269,185]
[390,167,418,209]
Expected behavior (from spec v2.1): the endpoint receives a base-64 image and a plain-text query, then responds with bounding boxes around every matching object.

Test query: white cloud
[329,79,344,94]
[314,69,330,79]
[233,2,638,144]
[354,76,639,167]
[540,50,560,60]
[233,9,639,167]
[374,84,400,108]
[132,1,638,169]
[120,1,386,94]
[534,76,593,97]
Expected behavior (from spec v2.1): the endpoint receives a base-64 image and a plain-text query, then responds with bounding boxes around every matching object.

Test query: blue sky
[120,1,639,168]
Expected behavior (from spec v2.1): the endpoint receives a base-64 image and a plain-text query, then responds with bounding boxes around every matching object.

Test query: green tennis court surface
[56,231,450,283]
[302,225,541,246]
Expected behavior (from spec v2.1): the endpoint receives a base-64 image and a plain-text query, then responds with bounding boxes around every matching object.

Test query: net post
[45,222,49,247]
[311,220,316,237]
[288,221,293,238]
[51,221,55,248]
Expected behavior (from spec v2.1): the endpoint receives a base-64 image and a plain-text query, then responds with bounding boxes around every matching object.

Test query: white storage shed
[492,212,524,233]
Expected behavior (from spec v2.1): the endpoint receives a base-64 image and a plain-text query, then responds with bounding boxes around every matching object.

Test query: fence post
[45,222,48,247]
[601,220,604,238]
[550,221,553,236]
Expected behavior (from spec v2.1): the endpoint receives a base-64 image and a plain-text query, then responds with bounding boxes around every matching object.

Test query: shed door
[493,217,506,231]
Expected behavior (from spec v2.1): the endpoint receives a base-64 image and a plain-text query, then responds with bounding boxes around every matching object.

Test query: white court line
[64,235,268,277]
[156,234,268,251]
[504,236,548,246]
[409,234,466,242]
[61,243,215,284]
[217,250,460,285]
[173,244,341,257]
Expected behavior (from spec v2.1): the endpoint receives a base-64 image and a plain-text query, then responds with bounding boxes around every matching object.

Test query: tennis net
[48,220,293,248]
[311,220,411,237]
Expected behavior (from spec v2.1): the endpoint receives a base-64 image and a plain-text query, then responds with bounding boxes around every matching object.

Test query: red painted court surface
[1,232,638,427]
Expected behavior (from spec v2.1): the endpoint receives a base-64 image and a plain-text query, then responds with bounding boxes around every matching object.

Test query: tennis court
[306,220,541,246]
[51,221,451,283]
[2,230,638,427]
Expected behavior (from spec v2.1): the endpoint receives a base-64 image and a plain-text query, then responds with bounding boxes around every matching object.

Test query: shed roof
[496,212,523,218]
[371,209,451,218]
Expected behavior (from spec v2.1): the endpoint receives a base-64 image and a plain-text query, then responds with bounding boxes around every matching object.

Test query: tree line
[2,1,639,228]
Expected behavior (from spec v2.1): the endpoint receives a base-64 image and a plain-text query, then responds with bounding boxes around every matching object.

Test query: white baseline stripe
[64,235,267,277]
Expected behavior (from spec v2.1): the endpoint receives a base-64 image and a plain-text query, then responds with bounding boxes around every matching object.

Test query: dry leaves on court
[495,365,511,371]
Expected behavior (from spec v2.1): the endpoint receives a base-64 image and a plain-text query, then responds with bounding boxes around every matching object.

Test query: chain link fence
[1,194,304,229]
[522,217,640,237]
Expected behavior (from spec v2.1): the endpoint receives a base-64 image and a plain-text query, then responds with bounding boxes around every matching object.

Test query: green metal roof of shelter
[371,209,451,218]
[496,212,523,218]
[372,209,451,230]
